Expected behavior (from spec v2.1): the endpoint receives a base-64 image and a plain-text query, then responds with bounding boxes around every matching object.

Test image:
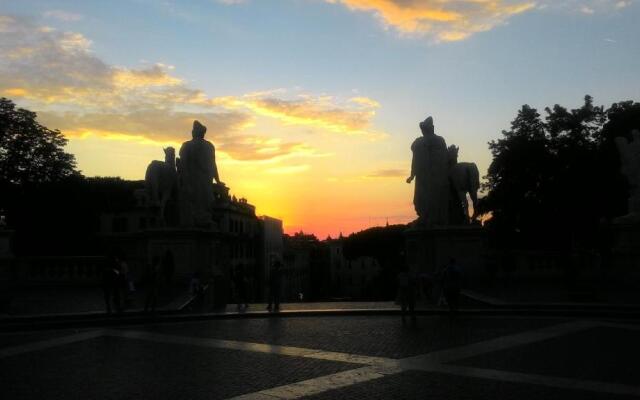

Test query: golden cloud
[112,65,183,88]
[364,168,406,178]
[0,15,324,163]
[210,93,384,138]
[326,0,535,41]
[0,15,386,167]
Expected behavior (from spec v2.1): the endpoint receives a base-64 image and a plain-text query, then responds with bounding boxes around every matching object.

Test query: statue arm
[407,154,416,183]
[407,140,418,183]
[211,145,222,184]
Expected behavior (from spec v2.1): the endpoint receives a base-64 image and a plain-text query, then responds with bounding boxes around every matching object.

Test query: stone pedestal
[0,229,14,258]
[102,228,230,282]
[405,226,485,278]
[612,222,640,278]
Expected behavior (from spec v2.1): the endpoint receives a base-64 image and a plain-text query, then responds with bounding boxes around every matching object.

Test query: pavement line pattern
[0,330,104,359]
[226,320,640,399]
[3,319,640,399]
[104,329,395,366]
[433,363,640,397]
[230,366,390,400]
[400,320,599,367]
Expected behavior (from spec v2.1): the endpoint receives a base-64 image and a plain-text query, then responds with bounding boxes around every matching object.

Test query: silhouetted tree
[0,98,79,185]
[343,224,407,299]
[480,96,639,251]
[3,176,142,256]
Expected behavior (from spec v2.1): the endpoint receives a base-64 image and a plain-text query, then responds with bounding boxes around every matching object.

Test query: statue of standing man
[406,116,450,226]
[178,120,223,227]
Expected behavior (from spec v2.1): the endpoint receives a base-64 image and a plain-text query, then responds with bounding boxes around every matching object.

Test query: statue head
[162,147,176,163]
[420,116,434,136]
[447,145,459,164]
[192,120,207,139]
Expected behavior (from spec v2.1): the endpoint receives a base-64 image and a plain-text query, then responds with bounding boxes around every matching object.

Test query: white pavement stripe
[301,350,397,366]
[229,366,388,400]
[106,330,395,366]
[0,330,104,359]
[400,320,598,367]
[432,364,640,397]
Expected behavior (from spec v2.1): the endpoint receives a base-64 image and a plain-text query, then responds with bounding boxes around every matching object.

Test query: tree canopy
[480,95,639,250]
[0,97,79,185]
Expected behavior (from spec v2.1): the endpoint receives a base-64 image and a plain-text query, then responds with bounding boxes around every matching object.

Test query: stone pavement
[5,285,193,316]
[1,315,639,399]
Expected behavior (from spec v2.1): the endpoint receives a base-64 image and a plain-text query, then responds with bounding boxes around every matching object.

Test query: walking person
[233,264,249,311]
[397,264,417,325]
[102,256,122,314]
[266,257,282,312]
[115,256,131,309]
[144,256,160,314]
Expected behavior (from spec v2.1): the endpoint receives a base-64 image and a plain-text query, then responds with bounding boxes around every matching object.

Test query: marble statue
[178,120,223,227]
[145,147,177,225]
[406,116,450,225]
[448,145,480,224]
[615,129,640,222]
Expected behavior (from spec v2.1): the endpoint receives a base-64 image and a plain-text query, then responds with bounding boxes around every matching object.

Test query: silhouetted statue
[145,147,177,226]
[178,121,223,227]
[448,145,480,224]
[407,116,450,225]
[615,129,640,222]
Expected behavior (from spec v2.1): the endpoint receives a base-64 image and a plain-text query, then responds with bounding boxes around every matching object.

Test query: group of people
[102,251,175,315]
[101,255,133,314]
[397,257,463,324]
[229,256,283,312]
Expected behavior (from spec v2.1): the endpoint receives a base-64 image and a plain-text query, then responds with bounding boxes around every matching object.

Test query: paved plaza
[1,314,639,399]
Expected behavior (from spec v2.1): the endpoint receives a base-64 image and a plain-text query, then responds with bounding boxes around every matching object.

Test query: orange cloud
[211,93,385,138]
[326,0,535,41]
[364,168,406,178]
[112,65,182,88]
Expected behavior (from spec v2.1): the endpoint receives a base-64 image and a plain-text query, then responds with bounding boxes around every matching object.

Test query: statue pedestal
[0,229,14,258]
[612,222,640,279]
[405,225,485,279]
[104,228,228,280]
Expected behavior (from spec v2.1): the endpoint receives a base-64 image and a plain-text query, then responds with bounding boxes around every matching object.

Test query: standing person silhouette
[397,263,417,325]
[102,256,121,314]
[267,257,282,312]
[233,264,249,311]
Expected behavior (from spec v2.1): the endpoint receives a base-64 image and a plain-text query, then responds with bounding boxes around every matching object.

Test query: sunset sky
[1,0,639,237]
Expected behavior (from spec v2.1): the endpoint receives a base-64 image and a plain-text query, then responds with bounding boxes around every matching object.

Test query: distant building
[281,232,330,301]
[98,182,288,303]
[259,216,283,300]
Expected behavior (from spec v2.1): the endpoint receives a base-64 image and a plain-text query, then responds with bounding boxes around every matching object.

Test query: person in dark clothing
[441,257,462,313]
[144,256,160,314]
[397,264,417,325]
[233,264,249,311]
[114,256,128,310]
[102,256,122,314]
[266,257,282,312]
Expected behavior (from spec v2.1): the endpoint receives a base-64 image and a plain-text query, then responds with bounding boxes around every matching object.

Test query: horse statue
[145,147,178,226]
[448,145,480,224]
